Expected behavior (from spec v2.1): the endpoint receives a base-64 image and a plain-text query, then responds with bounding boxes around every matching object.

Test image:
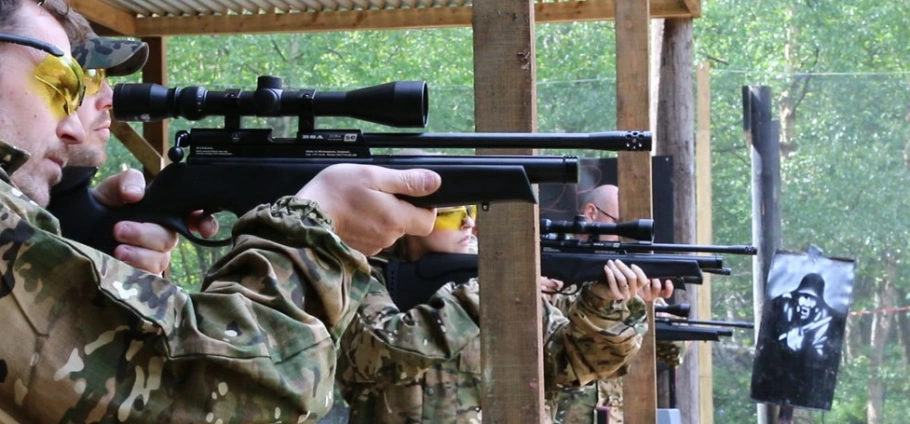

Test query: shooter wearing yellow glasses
[334,203,652,424]
[393,204,478,260]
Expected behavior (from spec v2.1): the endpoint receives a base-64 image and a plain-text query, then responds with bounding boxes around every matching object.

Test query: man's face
[796,294,818,320]
[584,187,620,241]
[71,79,113,167]
[0,2,86,206]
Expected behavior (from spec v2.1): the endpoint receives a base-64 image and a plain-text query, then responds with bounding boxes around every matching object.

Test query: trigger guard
[186,208,229,247]
[185,233,232,248]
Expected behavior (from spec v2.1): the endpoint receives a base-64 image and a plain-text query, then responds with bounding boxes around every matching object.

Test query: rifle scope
[112,75,428,128]
[655,303,691,318]
[540,217,654,242]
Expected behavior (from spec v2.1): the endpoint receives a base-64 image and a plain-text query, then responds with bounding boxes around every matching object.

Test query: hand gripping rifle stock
[47,76,651,254]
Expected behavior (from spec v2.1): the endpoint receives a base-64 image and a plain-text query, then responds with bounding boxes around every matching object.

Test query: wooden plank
[615,0,656,423]
[695,60,713,424]
[110,121,165,175]
[69,0,137,35]
[473,1,543,423]
[655,17,698,423]
[682,0,701,18]
[95,0,698,36]
[141,37,169,176]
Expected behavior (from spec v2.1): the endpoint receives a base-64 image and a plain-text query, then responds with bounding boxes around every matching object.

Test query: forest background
[97,1,910,423]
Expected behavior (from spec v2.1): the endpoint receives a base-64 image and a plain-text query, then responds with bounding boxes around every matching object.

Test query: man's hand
[295,164,441,256]
[539,276,564,301]
[638,279,675,302]
[589,259,648,301]
[92,169,219,274]
[539,276,564,293]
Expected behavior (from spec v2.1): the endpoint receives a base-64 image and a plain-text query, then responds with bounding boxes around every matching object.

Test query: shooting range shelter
[74,1,704,423]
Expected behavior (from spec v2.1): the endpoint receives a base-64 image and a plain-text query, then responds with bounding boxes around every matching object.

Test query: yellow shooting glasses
[84,67,107,97]
[0,33,86,118]
[434,205,478,231]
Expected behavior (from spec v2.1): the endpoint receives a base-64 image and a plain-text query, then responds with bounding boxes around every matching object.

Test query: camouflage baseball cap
[72,37,149,77]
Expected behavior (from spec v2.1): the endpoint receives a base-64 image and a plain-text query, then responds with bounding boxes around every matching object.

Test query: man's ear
[582,203,597,222]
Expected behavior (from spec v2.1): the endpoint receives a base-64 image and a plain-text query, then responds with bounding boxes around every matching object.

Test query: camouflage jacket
[546,295,688,424]
[0,142,373,424]
[337,259,647,424]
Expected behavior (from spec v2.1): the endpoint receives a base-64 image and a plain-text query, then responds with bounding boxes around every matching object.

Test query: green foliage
[697,1,910,422]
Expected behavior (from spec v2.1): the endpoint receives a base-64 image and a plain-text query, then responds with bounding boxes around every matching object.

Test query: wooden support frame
[616,1,657,424]
[140,37,169,177]
[695,61,714,424]
[474,1,545,422]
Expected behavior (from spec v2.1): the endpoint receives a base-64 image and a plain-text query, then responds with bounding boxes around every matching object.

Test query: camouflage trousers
[546,378,624,424]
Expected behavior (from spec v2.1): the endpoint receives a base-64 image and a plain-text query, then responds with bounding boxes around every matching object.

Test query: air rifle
[540,215,756,287]
[47,76,650,253]
[654,303,755,342]
[385,217,755,310]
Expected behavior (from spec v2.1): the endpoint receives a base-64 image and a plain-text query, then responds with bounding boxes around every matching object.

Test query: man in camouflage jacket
[0,2,441,422]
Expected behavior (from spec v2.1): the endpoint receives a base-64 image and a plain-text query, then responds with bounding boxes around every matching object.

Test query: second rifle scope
[112,75,428,128]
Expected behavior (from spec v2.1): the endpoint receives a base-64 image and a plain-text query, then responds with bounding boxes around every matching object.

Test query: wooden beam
[615,0,656,423]
[111,121,165,175]
[474,1,543,423]
[69,0,137,36]
[682,0,702,18]
[141,37,169,176]
[109,0,697,36]
[695,60,714,424]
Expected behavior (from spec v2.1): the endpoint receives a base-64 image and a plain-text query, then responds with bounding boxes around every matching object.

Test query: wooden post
[473,1,544,423]
[140,37,168,177]
[695,61,714,424]
[616,0,656,423]
[656,17,698,423]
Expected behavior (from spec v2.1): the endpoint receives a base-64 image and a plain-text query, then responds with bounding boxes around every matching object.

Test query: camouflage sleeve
[548,291,579,316]
[543,284,648,388]
[337,277,481,385]
[0,187,371,423]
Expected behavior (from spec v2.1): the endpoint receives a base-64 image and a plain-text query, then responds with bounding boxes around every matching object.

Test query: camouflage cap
[72,37,149,77]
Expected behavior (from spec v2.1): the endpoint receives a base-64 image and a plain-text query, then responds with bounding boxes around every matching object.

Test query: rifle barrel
[587,241,757,255]
[362,131,651,152]
[659,318,755,329]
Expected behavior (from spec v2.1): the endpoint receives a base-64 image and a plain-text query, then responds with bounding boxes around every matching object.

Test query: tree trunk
[867,254,896,424]
[896,288,910,369]
[654,17,696,424]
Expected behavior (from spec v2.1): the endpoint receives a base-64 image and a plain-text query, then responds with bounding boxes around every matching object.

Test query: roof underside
[72,0,701,37]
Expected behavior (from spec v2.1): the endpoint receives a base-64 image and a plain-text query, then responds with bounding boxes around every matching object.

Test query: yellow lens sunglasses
[0,33,86,118]
[84,68,107,97]
[434,205,478,231]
